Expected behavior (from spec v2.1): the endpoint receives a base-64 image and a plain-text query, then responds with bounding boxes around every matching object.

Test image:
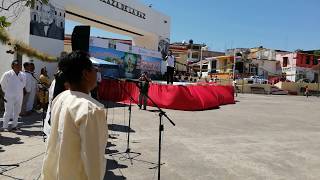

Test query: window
[33,14,37,21]
[55,11,57,15]
[283,57,288,67]
[306,56,310,65]
[60,22,64,28]
[313,56,319,65]
[191,52,198,59]
[59,12,62,16]
[36,6,39,10]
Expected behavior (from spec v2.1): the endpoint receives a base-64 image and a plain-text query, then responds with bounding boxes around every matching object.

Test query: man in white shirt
[25,62,38,112]
[41,51,107,180]
[165,50,175,84]
[0,60,26,131]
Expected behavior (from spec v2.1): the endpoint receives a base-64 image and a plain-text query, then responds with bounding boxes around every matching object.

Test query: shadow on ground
[0,135,23,146]
[104,159,128,180]
[108,124,135,133]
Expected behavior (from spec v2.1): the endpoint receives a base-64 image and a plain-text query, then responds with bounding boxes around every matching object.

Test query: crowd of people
[0,51,108,179]
[0,61,51,131]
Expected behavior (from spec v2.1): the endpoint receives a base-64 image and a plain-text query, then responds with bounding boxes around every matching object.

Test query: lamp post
[200,45,208,77]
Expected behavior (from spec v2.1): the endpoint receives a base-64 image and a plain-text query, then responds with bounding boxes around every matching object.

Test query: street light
[200,45,208,77]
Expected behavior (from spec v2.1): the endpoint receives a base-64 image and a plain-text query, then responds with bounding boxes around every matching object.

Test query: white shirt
[41,90,107,180]
[43,79,56,136]
[0,70,26,98]
[166,55,175,67]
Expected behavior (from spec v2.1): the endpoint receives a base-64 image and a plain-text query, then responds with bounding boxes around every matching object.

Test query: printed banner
[89,46,162,78]
[30,2,65,40]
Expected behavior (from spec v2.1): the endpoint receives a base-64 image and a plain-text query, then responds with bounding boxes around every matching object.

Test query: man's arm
[78,108,107,180]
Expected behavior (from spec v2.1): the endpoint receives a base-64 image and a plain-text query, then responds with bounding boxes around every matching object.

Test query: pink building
[276,51,320,82]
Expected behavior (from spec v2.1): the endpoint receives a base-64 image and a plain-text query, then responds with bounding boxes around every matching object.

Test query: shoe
[0,128,9,132]
[143,107,146,110]
[138,105,142,109]
[10,127,20,132]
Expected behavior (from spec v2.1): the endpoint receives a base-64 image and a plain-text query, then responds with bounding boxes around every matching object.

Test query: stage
[99,79,235,111]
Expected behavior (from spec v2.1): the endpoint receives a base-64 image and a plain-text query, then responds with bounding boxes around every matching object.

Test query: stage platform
[99,79,235,111]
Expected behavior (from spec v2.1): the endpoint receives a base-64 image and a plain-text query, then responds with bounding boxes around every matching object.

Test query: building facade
[276,51,320,82]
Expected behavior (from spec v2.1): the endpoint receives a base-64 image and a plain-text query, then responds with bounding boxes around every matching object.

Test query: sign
[99,0,146,19]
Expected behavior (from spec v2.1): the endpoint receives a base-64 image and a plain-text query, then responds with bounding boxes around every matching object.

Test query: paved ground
[1,94,320,180]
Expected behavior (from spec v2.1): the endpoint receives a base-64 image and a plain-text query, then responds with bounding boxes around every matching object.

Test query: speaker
[71,26,91,52]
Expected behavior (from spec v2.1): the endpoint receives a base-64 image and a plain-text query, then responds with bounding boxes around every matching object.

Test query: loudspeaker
[71,26,91,52]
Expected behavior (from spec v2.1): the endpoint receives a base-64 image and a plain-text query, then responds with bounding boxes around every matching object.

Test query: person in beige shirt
[41,51,108,180]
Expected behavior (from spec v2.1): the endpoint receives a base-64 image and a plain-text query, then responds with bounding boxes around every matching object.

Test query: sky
[65,0,320,52]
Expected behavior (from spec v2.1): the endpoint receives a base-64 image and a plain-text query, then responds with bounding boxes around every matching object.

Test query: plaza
[1,94,320,180]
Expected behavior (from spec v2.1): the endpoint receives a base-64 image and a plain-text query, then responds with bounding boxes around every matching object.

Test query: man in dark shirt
[138,72,151,110]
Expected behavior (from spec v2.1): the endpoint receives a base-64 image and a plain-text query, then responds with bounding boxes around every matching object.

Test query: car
[244,76,268,84]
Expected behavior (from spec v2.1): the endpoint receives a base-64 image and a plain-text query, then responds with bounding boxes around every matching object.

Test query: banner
[89,45,162,78]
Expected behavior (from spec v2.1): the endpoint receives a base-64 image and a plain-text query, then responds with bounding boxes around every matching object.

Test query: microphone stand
[105,76,141,165]
[137,85,176,180]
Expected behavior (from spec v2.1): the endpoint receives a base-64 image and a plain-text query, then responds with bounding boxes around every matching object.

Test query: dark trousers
[167,66,174,84]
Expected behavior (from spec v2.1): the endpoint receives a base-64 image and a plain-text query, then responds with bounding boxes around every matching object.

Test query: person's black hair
[59,50,93,85]
[40,67,46,75]
[53,71,67,99]
[23,62,29,68]
[11,60,19,66]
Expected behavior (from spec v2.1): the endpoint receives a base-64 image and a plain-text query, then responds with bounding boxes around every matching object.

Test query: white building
[0,0,171,79]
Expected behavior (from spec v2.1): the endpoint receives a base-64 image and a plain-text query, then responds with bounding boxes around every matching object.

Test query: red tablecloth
[99,79,235,111]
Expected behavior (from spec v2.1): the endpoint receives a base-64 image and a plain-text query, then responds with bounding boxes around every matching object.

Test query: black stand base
[0,164,19,175]
[109,148,141,165]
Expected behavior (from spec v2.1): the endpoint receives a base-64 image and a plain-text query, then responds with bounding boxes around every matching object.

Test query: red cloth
[99,79,235,111]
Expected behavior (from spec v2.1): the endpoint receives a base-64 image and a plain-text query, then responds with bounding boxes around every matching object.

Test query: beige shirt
[41,90,107,180]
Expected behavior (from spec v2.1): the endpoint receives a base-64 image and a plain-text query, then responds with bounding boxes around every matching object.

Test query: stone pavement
[1,94,320,180]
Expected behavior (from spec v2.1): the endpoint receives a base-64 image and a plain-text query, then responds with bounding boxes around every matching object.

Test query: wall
[276,52,297,82]
[29,35,63,79]
[252,59,277,77]
[0,6,31,76]
[275,81,320,94]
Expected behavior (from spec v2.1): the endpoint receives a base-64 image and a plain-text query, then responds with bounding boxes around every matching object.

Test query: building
[169,42,224,72]
[224,47,281,79]
[0,0,171,79]
[276,50,320,82]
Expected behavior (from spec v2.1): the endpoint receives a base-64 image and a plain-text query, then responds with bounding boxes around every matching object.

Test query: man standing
[41,51,107,180]
[165,50,175,84]
[0,60,26,131]
[138,72,151,110]
[20,62,30,116]
[25,62,38,112]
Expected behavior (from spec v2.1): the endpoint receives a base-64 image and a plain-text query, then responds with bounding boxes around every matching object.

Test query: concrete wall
[29,35,63,80]
[252,59,277,77]
[0,7,31,75]
[275,82,320,94]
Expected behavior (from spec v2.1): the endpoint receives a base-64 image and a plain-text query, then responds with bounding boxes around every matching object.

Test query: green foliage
[0,16,11,28]
[314,50,320,56]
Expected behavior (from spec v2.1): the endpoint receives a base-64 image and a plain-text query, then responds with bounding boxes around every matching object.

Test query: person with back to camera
[41,51,108,180]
